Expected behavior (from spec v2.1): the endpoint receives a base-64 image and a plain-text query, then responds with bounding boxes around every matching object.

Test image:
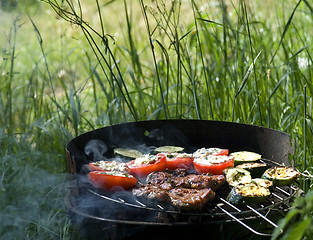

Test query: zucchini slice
[154,146,184,153]
[114,148,143,159]
[224,167,252,187]
[236,162,268,178]
[230,151,261,166]
[252,178,273,189]
[227,183,271,205]
[262,166,300,186]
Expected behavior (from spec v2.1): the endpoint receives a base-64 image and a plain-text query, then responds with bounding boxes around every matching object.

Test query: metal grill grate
[81,166,300,237]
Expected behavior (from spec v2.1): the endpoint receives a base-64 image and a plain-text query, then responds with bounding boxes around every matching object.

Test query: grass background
[0,0,313,239]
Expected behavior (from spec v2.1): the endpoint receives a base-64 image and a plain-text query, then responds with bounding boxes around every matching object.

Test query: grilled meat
[135,170,225,209]
[132,185,171,202]
[146,171,173,186]
[132,184,215,210]
[146,171,225,191]
[173,174,225,191]
[169,188,215,210]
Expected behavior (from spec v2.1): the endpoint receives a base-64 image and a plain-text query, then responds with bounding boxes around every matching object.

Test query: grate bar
[217,197,242,212]
[272,192,284,201]
[217,204,272,237]
[275,186,292,196]
[246,205,278,228]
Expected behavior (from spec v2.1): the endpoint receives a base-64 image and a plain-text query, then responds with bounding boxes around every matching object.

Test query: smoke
[0,161,73,239]
[66,123,199,239]
[84,139,108,161]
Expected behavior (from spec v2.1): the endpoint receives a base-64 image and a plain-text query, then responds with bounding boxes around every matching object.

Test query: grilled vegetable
[154,146,184,153]
[230,151,261,165]
[224,167,252,187]
[126,154,167,178]
[193,147,229,158]
[114,148,143,159]
[236,162,268,178]
[262,166,300,186]
[89,160,127,172]
[227,183,271,205]
[164,153,194,170]
[89,171,137,191]
[193,155,234,175]
[252,178,273,189]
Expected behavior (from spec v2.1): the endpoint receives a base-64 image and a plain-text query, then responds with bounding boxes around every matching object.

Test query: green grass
[1,0,313,239]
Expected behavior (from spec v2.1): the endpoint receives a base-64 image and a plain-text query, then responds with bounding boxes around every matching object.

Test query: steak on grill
[133,170,225,209]
[132,184,216,209]
[132,185,171,202]
[169,187,216,209]
[146,171,225,191]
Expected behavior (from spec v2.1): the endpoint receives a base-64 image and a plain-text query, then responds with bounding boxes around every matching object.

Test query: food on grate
[236,162,269,178]
[262,166,300,186]
[193,147,229,158]
[224,167,252,187]
[230,151,262,166]
[193,155,234,175]
[172,174,225,191]
[164,152,194,170]
[89,171,137,191]
[114,148,143,159]
[89,160,127,172]
[168,188,216,210]
[132,184,215,210]
[132,185,171,202]
[126,153,167,178]
[154,146,185,153]
[146,170,225,191]
[227,182,271,205]
[252,178,273,189]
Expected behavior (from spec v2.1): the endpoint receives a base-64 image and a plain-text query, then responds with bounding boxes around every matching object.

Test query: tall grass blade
[197,18,246,36]
[69,87,79,137]
[191,1,213,119]
[28,15,62,127]
[270,0,302,64]
[139,0,168,118]
[265,71,297,104]
[235,50,262,99]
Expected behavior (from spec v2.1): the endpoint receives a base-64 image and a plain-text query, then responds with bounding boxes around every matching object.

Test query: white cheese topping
[194,155,233,165]
[132,154,160,165]
[193,147,224,158]
[94,160,126,172]
[166,152,193,159]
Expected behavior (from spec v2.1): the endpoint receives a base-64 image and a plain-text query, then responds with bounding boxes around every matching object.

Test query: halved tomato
[89,160,127,172]
[193,147,229,158]
[88,171,137,191]
[165,153,194,170]
[193,155,234,175]
[126,154,166,178]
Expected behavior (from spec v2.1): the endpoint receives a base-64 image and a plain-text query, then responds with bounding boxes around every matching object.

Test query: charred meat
[172,174,225,191]
[146,171,225,191]
[169,188,215,210]
[132,185,215,210]
[134,170,225,209]
[132,185,171,202]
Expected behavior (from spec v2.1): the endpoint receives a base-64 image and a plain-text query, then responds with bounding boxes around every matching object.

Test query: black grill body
[65,120,296,239]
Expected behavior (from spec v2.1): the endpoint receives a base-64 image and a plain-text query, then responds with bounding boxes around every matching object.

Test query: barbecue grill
[65,120,301,239]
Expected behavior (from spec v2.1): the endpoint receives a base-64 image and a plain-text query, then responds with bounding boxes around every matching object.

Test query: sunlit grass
[0,0,313,239]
